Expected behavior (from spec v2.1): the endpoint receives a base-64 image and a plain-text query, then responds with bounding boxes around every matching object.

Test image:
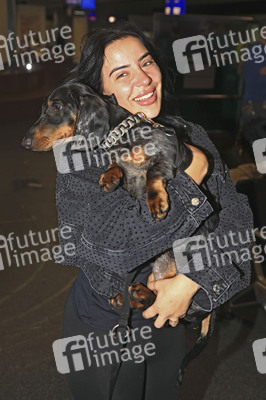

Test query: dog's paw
[147,191,169,221]
[109,287,155,311]
[99,166,123,192]
[109,293,124,310]
[129,282,156,310]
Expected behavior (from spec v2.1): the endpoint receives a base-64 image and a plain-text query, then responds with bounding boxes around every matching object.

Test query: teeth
[135,91,154,101]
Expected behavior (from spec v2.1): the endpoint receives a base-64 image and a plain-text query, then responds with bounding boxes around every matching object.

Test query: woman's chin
[135,104,161,119]
[143,109,160,119]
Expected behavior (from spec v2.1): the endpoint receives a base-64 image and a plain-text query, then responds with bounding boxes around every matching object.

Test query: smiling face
[101,36,162,119]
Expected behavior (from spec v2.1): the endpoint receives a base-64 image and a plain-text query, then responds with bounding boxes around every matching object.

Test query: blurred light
[165,0,186,15]
[81,0,96,9]
[65,0,80,4]
[108,16,116,23]
[26,63,32,70]
[74,10,86,15]
[165,0,172,15]
[173,7,181,15]
[173,0,186,14]
[88,11,96,21]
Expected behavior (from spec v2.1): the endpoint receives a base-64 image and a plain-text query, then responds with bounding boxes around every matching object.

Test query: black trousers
[62,290,186,400]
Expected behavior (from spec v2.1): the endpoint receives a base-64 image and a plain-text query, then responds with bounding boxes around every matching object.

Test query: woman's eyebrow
[109,64,130,77]
[138,51,150,62]
[109,52,151,77]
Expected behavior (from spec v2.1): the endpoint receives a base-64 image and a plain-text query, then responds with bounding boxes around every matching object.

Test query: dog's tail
[177,310,216,385]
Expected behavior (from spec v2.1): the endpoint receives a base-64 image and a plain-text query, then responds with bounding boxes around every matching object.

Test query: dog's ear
[101,92,131,129]
[102,93,118,105]
[75,94,111,149]
[67,83,130,148]
[66,83,110,149]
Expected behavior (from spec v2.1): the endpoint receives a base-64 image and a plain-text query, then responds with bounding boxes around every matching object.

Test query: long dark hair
[67,24,180,118]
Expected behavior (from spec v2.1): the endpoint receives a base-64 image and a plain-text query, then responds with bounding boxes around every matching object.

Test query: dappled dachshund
[21,83,128,152]
[22,82,213,351]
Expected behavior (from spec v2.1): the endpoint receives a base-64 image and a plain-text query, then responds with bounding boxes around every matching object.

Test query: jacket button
[213,283,221,294]
[191,197,200,206]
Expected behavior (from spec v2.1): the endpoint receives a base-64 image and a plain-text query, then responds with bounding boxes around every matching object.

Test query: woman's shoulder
[185,120,210,144]
[162,114,210,145]
[185,121,220,156]
[182,120,228,177]
[158,114,223,167]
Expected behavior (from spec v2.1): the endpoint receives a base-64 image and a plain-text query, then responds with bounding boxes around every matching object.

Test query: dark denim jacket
[55,122,253,312]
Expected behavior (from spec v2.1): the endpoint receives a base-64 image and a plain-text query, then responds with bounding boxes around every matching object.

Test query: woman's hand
[185,145,208,185]
[142,274,200,328]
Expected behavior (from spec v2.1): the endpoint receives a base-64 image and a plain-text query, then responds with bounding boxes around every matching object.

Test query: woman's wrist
[184,144,208,185]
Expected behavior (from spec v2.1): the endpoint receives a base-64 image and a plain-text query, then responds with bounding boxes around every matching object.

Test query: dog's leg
[110,251,176,311]
[128,282,157,309]
[99,163,123,192]
[128,251,176,309]
[146,176,169,221]
[146,162,174,221]
[109,289,155,310]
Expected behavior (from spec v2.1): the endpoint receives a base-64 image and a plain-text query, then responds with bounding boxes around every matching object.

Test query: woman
[56,25,253,400]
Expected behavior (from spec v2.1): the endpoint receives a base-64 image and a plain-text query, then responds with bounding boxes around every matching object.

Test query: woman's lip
[133,89,157,106]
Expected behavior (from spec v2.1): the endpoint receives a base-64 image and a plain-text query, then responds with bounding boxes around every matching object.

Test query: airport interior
[0,0,266,399]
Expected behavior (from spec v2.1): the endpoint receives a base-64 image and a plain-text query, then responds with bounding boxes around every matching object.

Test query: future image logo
[53,326,156,373]
[53,135,91,174]
[52,125,156,173]
[172,235,210,273]
[173,26,266,74]
[172,35,211,74]
[53,335,91,374]
[0,26,75,71]
[252,338,266,374]
[252,138,266,174]
[0,225,75,270]
[0,35,11,70]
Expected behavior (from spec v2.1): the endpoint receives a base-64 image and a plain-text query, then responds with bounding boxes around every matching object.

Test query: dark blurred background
[0,1,266,399]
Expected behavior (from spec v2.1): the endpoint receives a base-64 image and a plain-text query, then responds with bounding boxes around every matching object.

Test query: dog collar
[137,112,177,137]
[101,113,142,151]
[101,112,175,151]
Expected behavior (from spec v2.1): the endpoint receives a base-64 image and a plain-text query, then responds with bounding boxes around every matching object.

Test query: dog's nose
[21,137,33,149]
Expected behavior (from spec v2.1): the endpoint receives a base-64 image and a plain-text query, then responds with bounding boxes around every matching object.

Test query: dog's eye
[52,103,62,112]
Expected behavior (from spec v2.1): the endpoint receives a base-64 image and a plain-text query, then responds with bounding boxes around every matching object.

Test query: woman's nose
[134,68,152,87]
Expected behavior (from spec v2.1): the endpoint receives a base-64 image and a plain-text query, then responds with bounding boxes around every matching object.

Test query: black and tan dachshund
[21,83,127,152]
[22,82,213,347]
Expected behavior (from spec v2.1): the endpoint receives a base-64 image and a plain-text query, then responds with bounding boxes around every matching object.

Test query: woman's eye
[143,60,154,67]
[116,72,127,79]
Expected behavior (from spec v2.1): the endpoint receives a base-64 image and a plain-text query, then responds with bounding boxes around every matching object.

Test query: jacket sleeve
[174,123,253,311]
[55,149,213,277]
